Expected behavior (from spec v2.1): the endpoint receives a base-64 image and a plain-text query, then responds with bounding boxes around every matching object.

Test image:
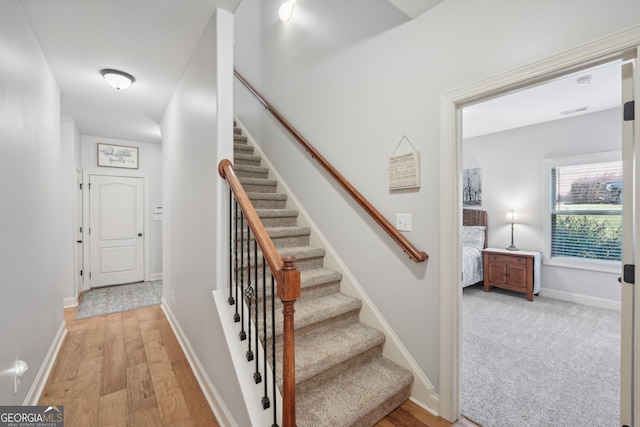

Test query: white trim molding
[439,24,640,422]
[24,322,67,405]
[161,300,237,427]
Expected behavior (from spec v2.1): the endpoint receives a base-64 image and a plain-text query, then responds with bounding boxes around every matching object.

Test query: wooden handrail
[234,70,428,263]
[219,159,300,427]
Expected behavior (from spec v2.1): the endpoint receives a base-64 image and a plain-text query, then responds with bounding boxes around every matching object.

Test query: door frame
[82,169,150,291]
[75,164,83,299]
[439,26,640,423]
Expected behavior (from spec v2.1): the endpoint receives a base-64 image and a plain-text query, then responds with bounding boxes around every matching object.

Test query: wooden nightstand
[483,248,541,301]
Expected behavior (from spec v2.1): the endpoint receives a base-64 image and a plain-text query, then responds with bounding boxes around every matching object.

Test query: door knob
[77,240,83,244]
[138,233,143,237]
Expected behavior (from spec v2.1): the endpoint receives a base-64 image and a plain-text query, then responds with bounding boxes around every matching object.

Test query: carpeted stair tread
[238,177,277,193]
[264,292,362,339]
[234,143,253,153]
[234,134,248,143]
[256,267,342,302]
[296,357,413,427]
[256,208,298,218]
[276,322,385,390]
[234,164,269,179]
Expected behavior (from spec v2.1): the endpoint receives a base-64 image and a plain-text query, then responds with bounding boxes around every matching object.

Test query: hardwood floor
[39,305,219,427]
[40,304,478,427]
[375,400,480,427]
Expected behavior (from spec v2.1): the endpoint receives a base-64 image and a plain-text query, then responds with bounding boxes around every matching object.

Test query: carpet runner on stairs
[233,123,413,427]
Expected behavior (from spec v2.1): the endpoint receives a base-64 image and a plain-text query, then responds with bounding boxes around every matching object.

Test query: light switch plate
[396,213,412,232]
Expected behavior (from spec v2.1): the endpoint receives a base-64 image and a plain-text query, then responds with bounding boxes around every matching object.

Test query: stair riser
[235,170,269,180]
[248,199,287,209]
[241,183,277,193]
[259,216,297,227]
[234,254,324,279]
[352,386,411,427]
[255,281,341,309]
[234,143,252,153]
[234,135,248,143]
[234,155,261,167]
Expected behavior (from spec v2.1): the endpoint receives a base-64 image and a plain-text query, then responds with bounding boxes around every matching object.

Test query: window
[544,151,622,271]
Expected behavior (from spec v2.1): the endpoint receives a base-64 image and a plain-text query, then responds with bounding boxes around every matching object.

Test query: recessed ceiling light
[576,75,592,85]
[101,69,135,90]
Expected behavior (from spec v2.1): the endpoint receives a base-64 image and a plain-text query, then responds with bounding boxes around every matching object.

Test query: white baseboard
[63,297,78,308]
[150,272,163,281]
[539,287,621,311]
[24,321,67,405]
[161,299,237,427]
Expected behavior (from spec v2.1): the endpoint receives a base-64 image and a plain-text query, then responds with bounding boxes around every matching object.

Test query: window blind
[551,160,622,261]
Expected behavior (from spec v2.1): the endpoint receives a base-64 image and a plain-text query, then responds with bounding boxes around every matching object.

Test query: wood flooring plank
[102,314,127,395]
[172,358,219,427]
[126,363,156,409]
[147,359,191,426]
[47,329,85,383]
[128,404,163,427]
[99,388,128,427]
[66,355,102,427]
[383,406,425,427]
[38,378,75,409]
[81,315,106,360]
[403,400,451,426]
[157,316,187,363]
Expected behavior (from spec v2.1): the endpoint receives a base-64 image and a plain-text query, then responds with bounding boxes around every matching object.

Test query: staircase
[233,123,414,426]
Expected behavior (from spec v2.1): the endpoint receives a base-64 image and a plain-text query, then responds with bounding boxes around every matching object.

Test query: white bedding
[462,246,483,287]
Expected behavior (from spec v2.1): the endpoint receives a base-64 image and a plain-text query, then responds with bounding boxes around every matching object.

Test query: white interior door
[89,175,144,287]
[621,56,638,427]
[75,168,84,295]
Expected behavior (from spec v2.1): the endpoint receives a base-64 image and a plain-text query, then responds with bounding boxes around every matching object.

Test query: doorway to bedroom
[458,58,628,426]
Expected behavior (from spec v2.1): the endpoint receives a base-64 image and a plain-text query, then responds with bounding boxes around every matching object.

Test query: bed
[462,209,487,288]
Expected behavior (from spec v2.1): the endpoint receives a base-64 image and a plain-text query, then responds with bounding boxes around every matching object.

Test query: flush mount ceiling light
[101,69,135,90]
[278,0,296,22]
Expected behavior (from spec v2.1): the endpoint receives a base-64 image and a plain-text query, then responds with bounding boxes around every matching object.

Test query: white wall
[161,9,246,426]
[0,1,66,404]
[464,108,621,304]
[234,0,640,394]
[61,116,82,303]
[80,135,163,277]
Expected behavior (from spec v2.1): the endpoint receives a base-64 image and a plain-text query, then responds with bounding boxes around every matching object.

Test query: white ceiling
[19,1,621,145]
[463,60,622,139]
[21,0,241,144]
[385,0,446,19]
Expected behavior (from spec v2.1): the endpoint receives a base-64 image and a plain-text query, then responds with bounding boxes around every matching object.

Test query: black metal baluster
[245,223,254,360]
[239,212,246,340]
[271,274,278,427]
[253,239,261,383]
[261,255,269,408]
[233,200,240,321]
[228,190,235,306]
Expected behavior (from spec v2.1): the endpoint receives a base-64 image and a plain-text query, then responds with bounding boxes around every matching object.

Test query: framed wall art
[97,143,139,169]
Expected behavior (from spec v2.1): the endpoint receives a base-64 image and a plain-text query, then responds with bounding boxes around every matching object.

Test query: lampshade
[278,1,295,22]
[101,69,135,90]
[505,209,519,224]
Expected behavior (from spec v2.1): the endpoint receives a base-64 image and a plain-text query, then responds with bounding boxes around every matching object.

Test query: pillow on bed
[462,226,485,249]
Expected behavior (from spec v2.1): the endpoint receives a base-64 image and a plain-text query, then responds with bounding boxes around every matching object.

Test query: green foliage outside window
[552,214,622,261]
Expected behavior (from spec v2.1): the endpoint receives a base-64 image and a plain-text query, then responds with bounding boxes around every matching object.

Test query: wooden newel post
[277,255,301,427]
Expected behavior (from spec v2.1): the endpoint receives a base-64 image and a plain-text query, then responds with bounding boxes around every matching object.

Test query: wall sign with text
[97,143,139,169]
[388,136,420,190]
